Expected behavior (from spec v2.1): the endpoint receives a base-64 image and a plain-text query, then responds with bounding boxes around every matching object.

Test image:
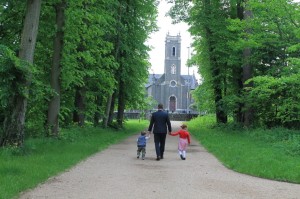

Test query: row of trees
[0,0,158,146]
[169,0,300,128]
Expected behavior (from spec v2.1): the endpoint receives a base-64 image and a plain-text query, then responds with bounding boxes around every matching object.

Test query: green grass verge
[0,120,148,199]
[188,115,300,184]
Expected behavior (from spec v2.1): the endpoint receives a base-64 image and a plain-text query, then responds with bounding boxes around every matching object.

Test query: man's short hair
[158,103,163,109]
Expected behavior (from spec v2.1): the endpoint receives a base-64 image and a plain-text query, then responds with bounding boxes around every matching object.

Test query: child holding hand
[137,131,150,160]
[170,124,190,160]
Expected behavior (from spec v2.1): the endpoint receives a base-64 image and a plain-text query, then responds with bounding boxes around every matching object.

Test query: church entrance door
[169,96,176,112]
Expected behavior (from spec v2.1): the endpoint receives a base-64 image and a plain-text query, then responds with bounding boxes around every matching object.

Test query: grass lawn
[0,120,148,199]
[188,115,300,184]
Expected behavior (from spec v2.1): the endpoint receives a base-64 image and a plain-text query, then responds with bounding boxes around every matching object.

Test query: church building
[146,33,198,113]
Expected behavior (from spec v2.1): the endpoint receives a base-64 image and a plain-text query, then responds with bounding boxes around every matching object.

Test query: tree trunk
[242,9,254,127]
[203,0,227,124]
[104,6,122,128]
[46,1,66,137]
[93,95,102,127]
[242,46,254,126]
[103,94,112,127]
[233,71,244,123]
[233,0,245,123]
[73,87,86,127]
[1,0,41,147]
[212,66,227,123]
[108,91,117,126]
[1,97,27,146]
[117,79,126,127]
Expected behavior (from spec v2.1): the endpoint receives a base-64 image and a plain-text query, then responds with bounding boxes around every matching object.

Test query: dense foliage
[1,0,299,146]
[169,0,300,128]
[0,0,158,146]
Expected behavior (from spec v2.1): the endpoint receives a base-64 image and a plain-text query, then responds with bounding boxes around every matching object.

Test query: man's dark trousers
[154,133,167,158]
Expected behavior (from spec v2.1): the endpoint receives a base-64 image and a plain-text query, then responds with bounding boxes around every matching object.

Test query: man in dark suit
[148,103,172,161]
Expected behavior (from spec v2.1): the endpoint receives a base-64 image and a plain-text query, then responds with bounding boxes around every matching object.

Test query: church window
[170,80,177,87]
[172,47,176,56]
[171,64,176,74]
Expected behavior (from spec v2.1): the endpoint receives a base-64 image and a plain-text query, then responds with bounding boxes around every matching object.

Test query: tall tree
[1,0,41,146]
[103,0,157,128]
[46,0,66,136]
[241,7,254,127]
[115,0,157,127]
[187,0,229,123]
[60,0,117,127]
[104,1,122,128]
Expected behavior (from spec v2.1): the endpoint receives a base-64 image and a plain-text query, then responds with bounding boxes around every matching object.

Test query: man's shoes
[156,156,160,161]
[161,155,164,159]
[137,156,139,159]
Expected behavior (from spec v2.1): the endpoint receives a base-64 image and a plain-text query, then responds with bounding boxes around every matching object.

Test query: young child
[170,124,191,160]
[137,131,150,160]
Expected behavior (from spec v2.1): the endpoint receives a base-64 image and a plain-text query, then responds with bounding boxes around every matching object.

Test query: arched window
[172,47,176,56]
[171,64,176,74]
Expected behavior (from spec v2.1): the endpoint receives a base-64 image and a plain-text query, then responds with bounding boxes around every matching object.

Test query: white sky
[147,1,199,79]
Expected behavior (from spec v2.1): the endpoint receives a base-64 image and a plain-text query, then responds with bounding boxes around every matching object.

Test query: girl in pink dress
[170,124,191,160]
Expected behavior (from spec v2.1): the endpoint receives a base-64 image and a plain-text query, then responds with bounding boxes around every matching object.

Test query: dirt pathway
[20,121,300,199]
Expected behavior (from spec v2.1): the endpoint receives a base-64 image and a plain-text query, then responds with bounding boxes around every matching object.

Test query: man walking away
[148,103,172,161]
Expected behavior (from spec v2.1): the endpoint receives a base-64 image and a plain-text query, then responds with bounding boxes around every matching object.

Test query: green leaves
[0,0,159,135]
[0,45,32,107]
[246,74,300,128]
[179,0,300,127]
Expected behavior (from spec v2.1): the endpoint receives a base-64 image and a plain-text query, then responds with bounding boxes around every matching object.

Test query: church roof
[145,74,163,88]
[146,73,198,90]
[181,75,198,89]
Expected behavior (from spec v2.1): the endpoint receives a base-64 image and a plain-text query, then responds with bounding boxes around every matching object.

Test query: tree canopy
[0,0,158,146]
[169,0,300,128]
[1,0,300,146]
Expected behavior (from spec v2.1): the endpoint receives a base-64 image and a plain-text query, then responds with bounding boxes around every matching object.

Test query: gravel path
[20,121,300,199]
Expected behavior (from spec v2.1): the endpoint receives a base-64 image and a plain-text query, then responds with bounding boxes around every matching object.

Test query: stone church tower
[146,33,198,113]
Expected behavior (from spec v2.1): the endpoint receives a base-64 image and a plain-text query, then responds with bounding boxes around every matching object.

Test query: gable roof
[146,73,198,89]
[145,74,163,88]
[181,74,198,89]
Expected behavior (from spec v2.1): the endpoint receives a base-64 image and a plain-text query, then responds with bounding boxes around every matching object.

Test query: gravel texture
[20,121,300,199]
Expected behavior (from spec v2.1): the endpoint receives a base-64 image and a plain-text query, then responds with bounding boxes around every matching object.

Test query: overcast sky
[147,1,198,79]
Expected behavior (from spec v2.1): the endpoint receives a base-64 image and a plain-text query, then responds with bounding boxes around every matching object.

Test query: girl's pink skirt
[178,138,188,151]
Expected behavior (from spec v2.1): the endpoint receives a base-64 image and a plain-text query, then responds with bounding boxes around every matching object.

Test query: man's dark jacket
[148,110,172,134]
